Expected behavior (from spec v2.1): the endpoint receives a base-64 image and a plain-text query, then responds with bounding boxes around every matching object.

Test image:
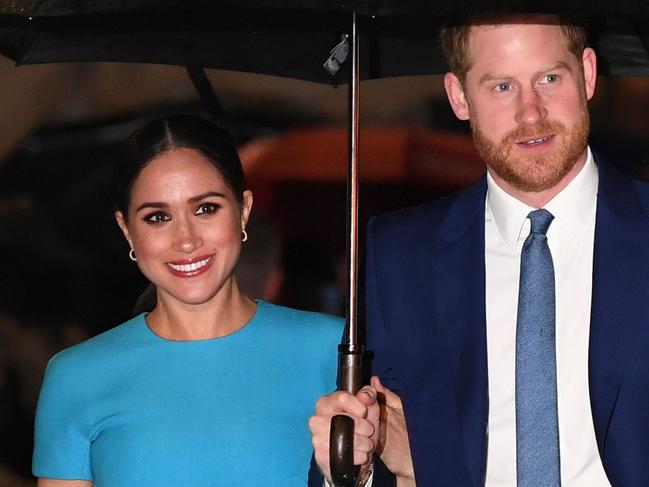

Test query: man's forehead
[464,19,574,68]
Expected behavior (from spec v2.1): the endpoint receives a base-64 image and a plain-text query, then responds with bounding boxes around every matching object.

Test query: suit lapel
[430,177,489,486]
[590,160,649,463]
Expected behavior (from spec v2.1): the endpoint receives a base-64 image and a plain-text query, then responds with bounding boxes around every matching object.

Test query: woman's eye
[196,203,219,215]
[144,212,170,224]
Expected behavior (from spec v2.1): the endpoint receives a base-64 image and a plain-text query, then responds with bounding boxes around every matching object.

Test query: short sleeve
[32,353,94,480]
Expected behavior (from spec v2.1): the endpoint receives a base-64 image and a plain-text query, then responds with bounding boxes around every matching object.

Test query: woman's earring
[241,230,248,242]
[129,249,137,261]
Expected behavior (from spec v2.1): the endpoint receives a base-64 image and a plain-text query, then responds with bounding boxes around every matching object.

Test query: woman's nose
[173,220,204,253]
[515,88,548,126]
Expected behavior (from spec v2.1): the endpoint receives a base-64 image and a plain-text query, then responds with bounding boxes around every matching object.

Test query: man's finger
[309,413,375,438]
[371,375,403,409]
[315,390,369,418]
[353,433,376,454]
[356,385,378,408]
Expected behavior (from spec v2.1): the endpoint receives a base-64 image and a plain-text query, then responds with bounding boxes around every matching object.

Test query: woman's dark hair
[113,114,245,219]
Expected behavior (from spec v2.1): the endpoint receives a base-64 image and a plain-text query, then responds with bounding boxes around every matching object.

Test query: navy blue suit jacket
[365,159,649,486]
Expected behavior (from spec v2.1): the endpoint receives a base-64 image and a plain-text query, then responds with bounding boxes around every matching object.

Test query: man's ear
[582,47,597,101]
[444,72,470,121]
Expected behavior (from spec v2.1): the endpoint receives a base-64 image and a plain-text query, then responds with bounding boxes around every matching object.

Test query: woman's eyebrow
[135,191,227,212]
[135,201,167,212]
[188,191,226,203]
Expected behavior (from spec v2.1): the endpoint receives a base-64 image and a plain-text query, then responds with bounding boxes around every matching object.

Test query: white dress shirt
[484,147,611,486]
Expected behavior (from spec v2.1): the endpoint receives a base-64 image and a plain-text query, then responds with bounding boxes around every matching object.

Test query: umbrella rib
[185,66,224,121]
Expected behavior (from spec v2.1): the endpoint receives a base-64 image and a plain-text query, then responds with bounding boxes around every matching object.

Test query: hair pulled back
[113,115,245,219]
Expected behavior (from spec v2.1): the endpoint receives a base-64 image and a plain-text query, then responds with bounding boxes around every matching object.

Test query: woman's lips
[166,255,214,277]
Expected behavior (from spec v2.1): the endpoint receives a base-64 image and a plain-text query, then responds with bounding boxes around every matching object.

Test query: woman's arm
[38,479,93,487]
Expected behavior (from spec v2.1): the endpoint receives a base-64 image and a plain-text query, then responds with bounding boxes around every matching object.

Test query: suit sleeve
[366,218,398,392]
[307,454,324,487]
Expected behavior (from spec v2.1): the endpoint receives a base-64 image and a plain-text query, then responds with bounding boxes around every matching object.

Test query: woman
[32,115,343,486]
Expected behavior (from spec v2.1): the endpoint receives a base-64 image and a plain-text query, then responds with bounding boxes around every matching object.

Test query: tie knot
[528,209,554,235]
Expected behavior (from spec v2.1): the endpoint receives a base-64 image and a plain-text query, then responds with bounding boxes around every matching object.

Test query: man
[309,13,649,487]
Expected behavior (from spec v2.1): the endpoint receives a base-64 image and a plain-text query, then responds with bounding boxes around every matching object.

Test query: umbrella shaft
[346,12,360,346]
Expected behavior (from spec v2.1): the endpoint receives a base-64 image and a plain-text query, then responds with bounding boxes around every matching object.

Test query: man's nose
[515,88,548,126]
[173,218,204,253]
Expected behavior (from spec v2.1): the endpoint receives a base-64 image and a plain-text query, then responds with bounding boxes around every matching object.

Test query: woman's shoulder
[45,314,147,375]
[256,301,343,336]
[253,302,342,365]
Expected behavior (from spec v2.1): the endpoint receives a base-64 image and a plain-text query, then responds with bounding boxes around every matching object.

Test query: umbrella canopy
[1,1,649,80]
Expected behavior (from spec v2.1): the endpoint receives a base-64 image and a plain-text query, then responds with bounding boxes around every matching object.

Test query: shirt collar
[486,147,598,250]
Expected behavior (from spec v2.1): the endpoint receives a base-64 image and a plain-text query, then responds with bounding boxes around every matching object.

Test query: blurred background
[2,56,649,485]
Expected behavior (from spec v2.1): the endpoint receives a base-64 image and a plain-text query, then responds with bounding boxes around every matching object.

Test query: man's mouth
[517,135,552,146]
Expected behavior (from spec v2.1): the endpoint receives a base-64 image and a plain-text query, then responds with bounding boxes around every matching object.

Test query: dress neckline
[141,300,264,344]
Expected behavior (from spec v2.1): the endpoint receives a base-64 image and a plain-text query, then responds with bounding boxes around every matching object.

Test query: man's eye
[539,74,559,84]
[494,83,511,93]
[144,212,170,224]
[196,203,219,215]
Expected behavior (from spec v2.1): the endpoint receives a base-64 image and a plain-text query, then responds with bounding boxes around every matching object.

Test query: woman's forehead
[132,148,229,196]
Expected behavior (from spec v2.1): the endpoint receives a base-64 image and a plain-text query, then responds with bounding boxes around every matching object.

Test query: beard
[470,103,590,193]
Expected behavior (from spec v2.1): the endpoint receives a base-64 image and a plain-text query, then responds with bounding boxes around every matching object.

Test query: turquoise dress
[33,301,342,486]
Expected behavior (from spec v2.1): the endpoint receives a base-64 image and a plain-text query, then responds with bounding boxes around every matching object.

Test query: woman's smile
[166,254,215,277]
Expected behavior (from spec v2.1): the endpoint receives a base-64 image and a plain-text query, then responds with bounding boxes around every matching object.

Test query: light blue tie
[516,209,560,487]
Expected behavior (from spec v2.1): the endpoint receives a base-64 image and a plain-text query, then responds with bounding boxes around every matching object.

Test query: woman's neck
[146,279,257,341]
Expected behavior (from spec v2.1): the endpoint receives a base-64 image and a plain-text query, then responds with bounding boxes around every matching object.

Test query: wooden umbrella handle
[330,343,364,487]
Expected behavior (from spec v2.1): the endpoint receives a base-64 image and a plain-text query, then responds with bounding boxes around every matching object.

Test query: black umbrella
[2,2,649,485]
[2,1,649,78]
